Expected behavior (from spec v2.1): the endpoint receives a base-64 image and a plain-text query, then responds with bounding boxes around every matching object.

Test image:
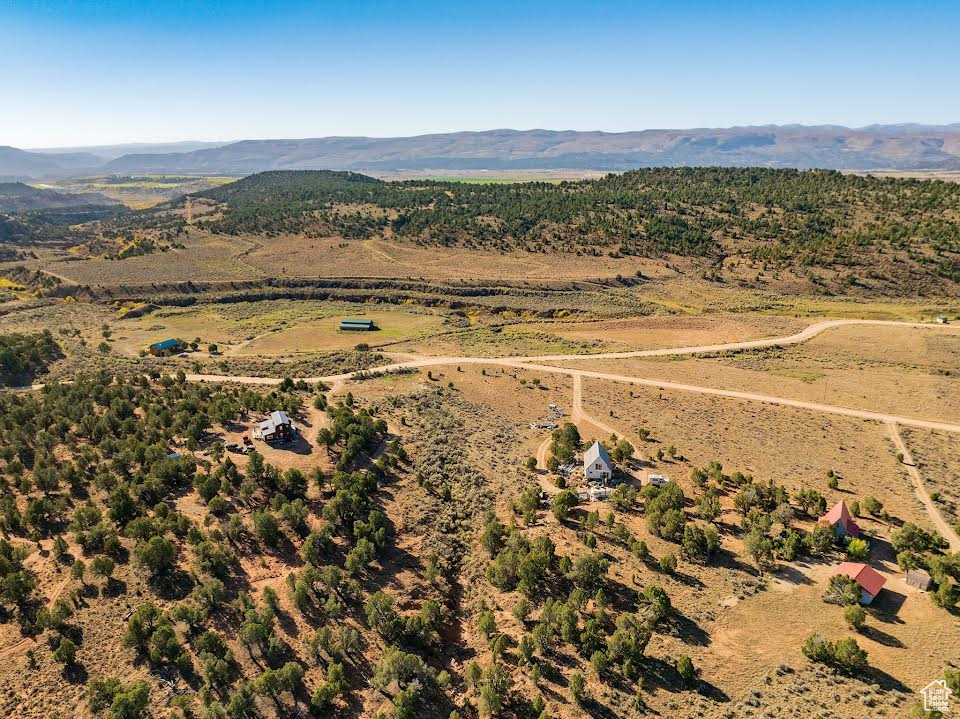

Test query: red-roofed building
[819,500,861,539]
[833,562,886,605]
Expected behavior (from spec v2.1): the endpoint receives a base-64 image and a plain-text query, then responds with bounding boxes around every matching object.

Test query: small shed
[339,319,376,331]
[149,338,184,356]
[254,410,294,443]
[905,569,933,591]
[584,441,612,483]
[833,562,886,605]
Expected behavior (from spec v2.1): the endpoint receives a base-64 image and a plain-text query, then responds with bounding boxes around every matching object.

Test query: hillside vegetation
[174,168,960,290]
[0,183,119,213]
[0,331,62,386]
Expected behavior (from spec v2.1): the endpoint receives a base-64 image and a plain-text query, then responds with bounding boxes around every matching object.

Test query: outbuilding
[583,441,612,483]
[339,319,376,331]
[149,338,185,356]
[905,569,933,591]
[832,562,886,605]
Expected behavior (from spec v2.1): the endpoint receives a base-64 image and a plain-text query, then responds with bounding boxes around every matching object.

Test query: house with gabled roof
[583,441,612,483]
[832,562,886,605]
[253,410,294,444]
[819,500,860,539]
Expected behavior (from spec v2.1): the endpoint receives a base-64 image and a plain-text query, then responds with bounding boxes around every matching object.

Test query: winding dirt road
[184,318,960,435]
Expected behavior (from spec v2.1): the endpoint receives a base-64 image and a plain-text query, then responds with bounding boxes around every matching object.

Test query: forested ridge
[164,168,960,285]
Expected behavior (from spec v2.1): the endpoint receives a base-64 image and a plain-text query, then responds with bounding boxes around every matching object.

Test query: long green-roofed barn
[148,338,185,356]
[339,319,376,331]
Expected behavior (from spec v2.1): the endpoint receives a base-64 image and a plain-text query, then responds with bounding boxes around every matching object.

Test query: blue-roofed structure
[149,338,185,356]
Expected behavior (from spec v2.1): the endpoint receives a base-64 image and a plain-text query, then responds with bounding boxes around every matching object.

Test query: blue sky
[2,0,959,147]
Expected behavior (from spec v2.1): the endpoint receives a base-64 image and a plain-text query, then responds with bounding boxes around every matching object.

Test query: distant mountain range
[5,125,960,179]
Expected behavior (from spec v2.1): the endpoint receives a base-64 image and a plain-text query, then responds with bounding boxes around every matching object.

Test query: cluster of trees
[801,633,868,674]
[892,522,958,609]
[480,498,688,710]
[547,422,580,471]
[0,330,62,386]
[0,368,431,717]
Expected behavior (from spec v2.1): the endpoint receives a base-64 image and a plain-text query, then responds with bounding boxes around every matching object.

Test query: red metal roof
[820,500,861,537]
[833,562,887,598]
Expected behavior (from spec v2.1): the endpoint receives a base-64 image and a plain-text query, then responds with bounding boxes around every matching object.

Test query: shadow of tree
[860,625,905,648]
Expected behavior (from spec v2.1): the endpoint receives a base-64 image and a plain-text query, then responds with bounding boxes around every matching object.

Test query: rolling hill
[0,146,103,181]
[0,182,120,213]
[102,167,958,297]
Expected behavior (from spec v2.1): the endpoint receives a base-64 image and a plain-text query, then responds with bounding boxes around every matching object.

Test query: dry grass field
[390,314,809,358]
[46,233,265,285]
[900,427,960,529]
[51,175,238,209]
[552,323,960,423]
[107,301,447,357]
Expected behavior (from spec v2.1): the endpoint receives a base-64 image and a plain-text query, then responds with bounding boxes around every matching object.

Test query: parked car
[225,443,244,453]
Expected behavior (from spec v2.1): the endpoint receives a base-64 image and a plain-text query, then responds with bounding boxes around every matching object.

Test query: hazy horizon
[4,0,960,148]
[19,122,960,154]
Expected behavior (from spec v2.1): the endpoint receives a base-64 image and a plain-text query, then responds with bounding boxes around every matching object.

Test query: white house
[584,441,612,482]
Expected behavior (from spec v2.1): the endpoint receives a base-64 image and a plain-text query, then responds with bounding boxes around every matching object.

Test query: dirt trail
[886,421,960,551]
[0,574,71,659]
[26,317,960,547]
[180,319,960,437]
[571,372,618,439]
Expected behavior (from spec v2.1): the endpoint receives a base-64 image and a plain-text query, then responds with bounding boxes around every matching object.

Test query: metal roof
[820,500,861,537]
[259,410,292,434]
[833,562,886,598]
[150,339,182,349]
[584,441,611,468]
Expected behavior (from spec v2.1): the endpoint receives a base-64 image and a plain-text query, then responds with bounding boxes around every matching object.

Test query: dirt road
[886,422,960,552]
[511,318,941,363]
